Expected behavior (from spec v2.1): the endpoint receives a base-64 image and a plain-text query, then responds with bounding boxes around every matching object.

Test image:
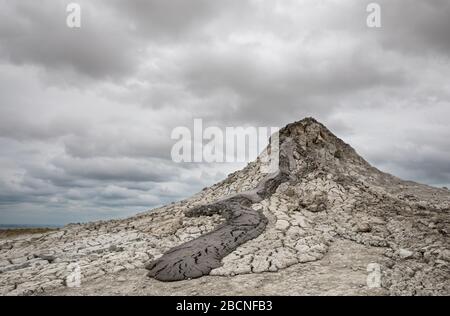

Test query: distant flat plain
[0,224,60,239]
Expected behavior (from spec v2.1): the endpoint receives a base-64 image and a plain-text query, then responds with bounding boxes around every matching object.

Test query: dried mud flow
[146,133,294,281]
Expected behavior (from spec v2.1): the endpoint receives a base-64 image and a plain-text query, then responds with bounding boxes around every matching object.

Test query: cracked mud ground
[1,118,449,295]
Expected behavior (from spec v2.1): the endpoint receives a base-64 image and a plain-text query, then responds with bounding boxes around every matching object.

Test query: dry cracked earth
[0,118,449,296]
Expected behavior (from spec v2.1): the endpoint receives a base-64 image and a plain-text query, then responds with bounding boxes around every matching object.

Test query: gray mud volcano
[1,118,449,296]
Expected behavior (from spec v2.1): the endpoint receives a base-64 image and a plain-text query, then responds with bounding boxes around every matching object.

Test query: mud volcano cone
[144,117,450,295]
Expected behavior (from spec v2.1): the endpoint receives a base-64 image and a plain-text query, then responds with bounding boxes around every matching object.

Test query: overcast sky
[0,0,449,225]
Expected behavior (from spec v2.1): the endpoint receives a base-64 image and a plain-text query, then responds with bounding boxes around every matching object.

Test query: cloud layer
[0,0,449,224]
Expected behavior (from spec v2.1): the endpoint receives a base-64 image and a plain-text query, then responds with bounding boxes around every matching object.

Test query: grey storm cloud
[0,0,449,224]
[0,0,139,80]
[375,0,450,56]
[176,43,410,125]
[108,0,245,39]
